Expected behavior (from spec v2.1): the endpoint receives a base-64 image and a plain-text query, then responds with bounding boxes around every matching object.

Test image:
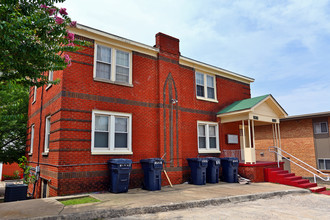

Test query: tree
[0,81,28,163]
[0,0,81,87]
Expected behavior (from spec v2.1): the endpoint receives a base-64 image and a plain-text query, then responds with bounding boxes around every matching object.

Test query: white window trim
[318,158,330,170]
[32,86,37,104]
[46,71,53,90]
[195,72,218,103]
[314,122,328,134]
[29,124,35,155]
[93,43,133,87]
[197,121,220,154]
[91,110,132,155]
[44,116,51,153]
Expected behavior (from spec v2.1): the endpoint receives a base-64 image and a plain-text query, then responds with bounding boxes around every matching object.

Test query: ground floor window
[91,110,132,155]
[197,121,220,153]
[318,158,330,170]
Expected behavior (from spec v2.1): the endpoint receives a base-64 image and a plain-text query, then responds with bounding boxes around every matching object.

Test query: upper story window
[195,72,217,102]
[91,110,132,155]
[94,44,132,86]
[29,124,35,155]
[44,116,51,153]
[314,121,328,134]
[46,71,53,90]
[32,86,37,104]
[197,121,220,153]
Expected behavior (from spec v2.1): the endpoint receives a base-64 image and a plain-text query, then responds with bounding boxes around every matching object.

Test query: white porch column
[277,123,282,162]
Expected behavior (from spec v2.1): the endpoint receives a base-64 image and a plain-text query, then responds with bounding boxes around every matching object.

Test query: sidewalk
[0,182,309,220]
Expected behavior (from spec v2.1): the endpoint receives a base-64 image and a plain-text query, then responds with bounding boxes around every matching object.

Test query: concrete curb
[26,189,309,220]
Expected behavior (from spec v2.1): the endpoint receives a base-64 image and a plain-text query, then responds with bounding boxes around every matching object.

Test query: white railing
[269,146,330,183]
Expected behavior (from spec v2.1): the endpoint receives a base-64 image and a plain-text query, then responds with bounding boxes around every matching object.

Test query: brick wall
[255,119,317,177]
[27,32,251,196]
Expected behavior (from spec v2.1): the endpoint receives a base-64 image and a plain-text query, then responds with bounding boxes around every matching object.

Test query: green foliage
[60,196,100,206]
[0,80,28,164]
[0,0,84,87]
[2,170,21,180]
[18,156,36,184]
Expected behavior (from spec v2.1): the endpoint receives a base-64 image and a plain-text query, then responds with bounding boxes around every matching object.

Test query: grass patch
[59,196,100,206]
[327,188,330,191]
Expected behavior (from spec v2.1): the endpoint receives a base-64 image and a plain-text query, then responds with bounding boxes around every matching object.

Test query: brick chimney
[155,33,180,59]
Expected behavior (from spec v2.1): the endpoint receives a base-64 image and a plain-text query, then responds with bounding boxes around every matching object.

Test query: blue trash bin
[107,158,132,193]
[140,158,164,191]
[220,157,239,183]
[187,158,208,185]
[206,157,221,183]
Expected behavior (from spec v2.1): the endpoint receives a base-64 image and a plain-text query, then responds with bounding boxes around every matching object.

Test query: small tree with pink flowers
[0,0,85,87]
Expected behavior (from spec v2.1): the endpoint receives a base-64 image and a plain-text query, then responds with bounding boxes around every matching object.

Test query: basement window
[91,110,132,155]
[318,159,330,170]
[314,122,328,134]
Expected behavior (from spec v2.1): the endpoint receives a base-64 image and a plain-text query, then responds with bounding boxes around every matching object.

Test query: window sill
[91,151,133,155]
[42,152,49,156]
[45,84,52,91]
[198,149,221,154]
[94,78,133,87]
[32,100,36,105]
[28,153,33,156]
[196,96,218,103]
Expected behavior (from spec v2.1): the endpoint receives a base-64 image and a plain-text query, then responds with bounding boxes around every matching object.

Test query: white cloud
[58,0,330,115]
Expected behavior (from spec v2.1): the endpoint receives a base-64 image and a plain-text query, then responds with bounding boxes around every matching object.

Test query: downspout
[28,82,44,198]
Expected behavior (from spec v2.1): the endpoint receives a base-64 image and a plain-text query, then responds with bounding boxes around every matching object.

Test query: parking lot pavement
[116,193,330,220]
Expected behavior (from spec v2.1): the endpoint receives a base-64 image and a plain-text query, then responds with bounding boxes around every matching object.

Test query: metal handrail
[269,146,330,183]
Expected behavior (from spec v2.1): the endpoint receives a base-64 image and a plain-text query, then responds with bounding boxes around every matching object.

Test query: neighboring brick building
[255,112,330,178]
[27,24,258,197]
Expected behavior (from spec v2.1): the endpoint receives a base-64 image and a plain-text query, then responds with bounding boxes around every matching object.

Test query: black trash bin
[107,158,132,193]
[4,184,28,202]
[206,157,221,183]
[187,158,208,185]
[220,157,239,183]
[140,158,164,191]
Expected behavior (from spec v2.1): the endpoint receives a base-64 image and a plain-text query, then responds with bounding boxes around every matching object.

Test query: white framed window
[46,71,53,90]
[29,124,35,154]
[195,72,217,102]
[94,44,132,85]
[32,86,37,104]
[318,159,330,170]
[91,110,132,155]
[197,121,220,153]
[44,116,51,153]
[314,122,328,134]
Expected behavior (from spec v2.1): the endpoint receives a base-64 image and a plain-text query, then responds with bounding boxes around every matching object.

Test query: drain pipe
[29,81,45,198]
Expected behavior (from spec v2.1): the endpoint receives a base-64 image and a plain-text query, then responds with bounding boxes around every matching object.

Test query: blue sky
[59,0,330,116]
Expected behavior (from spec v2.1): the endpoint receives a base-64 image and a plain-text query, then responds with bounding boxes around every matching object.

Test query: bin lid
[108,158,132,165]
[206,157,220,161]
[220,157,239,161]
[187,158,209,162]
[140,158,164,163]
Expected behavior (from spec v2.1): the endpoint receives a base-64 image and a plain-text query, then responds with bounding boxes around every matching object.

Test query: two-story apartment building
[27,24,286,197]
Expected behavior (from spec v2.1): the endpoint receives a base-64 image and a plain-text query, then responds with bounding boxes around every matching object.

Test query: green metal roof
[217,94,270,115]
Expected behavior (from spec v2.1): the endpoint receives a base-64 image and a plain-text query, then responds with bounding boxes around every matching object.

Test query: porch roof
[217,94,269,114]
[217,94,288,124]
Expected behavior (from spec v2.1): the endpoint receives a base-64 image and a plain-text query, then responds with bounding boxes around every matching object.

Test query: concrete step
[288,179,309,187]
[319,190,330,195]
[309,186,327,193]
[297,182,318,189]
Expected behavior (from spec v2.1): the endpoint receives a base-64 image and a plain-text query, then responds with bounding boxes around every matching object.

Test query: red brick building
[255,112,330,178]
[27,24,257,197]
